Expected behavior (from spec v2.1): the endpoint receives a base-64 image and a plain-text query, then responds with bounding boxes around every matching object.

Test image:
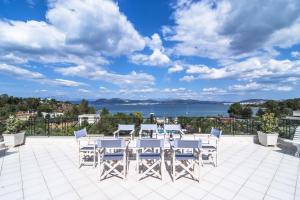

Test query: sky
[0,0,300,101]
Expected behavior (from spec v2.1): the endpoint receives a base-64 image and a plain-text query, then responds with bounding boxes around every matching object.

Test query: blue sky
[0,0,300,101]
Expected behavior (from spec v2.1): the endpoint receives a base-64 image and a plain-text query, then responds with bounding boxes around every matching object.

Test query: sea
[89,102,230,117]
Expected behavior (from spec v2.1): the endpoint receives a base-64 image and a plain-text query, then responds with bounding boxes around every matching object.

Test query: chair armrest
[179,130,185,136]
[130,130,134,136]
[113,130,119,137]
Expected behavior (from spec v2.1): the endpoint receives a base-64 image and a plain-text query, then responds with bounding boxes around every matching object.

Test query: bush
[261,113,278,133]
[5,115,23,134]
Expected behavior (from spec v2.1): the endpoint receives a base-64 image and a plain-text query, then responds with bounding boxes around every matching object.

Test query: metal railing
[19,116,300,139]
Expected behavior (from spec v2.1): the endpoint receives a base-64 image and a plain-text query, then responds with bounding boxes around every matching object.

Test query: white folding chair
[136,139,164,181]
[202,128,222,166]
[172,139,202,182]
[164,124,185,139]
[97,139,127,181]
[139,124,159,138]
[74,128,96,168]
[113,124,135,140]
[293,126,300,157]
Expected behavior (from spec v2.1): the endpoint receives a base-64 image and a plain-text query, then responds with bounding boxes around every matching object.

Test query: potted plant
[257,113,278,146]
[2,115,25,147]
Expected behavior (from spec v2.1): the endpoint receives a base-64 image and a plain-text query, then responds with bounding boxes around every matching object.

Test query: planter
[257,131,278,146]
[3,131,25,147]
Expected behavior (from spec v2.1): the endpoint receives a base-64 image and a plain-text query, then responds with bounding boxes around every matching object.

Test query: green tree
[241,106,253,118]
[228,103,242,117]
[256,108,265,117]
[78,99,89,114]
[100,107,110,116]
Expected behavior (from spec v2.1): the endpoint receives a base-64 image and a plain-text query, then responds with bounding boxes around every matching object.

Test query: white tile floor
[0,136,299,200]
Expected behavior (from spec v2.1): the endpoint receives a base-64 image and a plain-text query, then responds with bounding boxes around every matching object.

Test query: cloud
[55,65,155,87]
[292,51,300,59]
[0,63,87,88]
[164,0,300,60]
[0,0,153,90]
[46,0,145,56]
[181,57,300,81]
[168,63,184,73]
[78,88,90,93]
[229,82,293,92]
[54,79,87,87]
[0,63,44,79]
[118,87,198,99]
[130,33,171,66]
[202,87,227,94]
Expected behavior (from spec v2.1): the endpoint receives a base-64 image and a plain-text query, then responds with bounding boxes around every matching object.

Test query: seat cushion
[175,153,196,160]
[80,146,95,152]
[139,153,161,160]
[202,145,216,150]
[103,153,124,161]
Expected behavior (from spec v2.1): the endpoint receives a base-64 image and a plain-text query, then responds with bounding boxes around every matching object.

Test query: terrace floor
[0,136,300,200]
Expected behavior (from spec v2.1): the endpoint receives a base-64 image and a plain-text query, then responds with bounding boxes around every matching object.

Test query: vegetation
[0,94,95,119]
[261,113,278,134]
[228,103,253,118]
[5,115,23,134]
[258,100,296,117]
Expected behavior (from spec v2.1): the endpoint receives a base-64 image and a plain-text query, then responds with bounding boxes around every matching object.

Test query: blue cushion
[174,139,202,148]
[139,153,161,160]
[175,153,196,160]
[80,146,95,152]
[97,139,125,148]
[211,128,222,138]
[74,128,87,139]
[137,139,163,148]
[103,153,124,161]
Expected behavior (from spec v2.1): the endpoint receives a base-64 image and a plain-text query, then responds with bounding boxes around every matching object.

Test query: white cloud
[78,88,90,93]
[130,33,170,66]
[46,0,145,56]
[164,0,300,60]
[202,87,226,93]
[292,51,300,59]
[55,65,155,87]
[54,79,87,87]
[0,64,88,88]
[229,82,293,92]
[0,0,150,90]
[0,63,44,79]
[168,64,184,73]
[181,57,300,81]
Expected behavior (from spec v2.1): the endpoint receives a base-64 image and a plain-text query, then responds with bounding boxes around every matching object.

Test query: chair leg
[123,157,126,180]
[172,158,176,182]
[215,151,218,167]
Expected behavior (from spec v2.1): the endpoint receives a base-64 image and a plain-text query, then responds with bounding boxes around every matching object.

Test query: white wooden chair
[97,139,127,181]
[113,124,135,140]
[136,139,164,181]
[164,124,185,139]
[74,128,96,168]
[0,141,7,157]
[202,128,222,166]
[293,126,300,157]
[172,139,202,182]
[139,124,159,138]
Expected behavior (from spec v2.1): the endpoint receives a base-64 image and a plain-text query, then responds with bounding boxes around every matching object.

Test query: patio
[0,136,299,200]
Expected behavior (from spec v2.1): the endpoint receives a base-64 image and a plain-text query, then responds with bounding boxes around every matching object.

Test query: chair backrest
[97,139,125,148]
[118,124,135,131]
[211,128,222,138]
[164,124,181,131]
[137,139,163,148]
[140,124,157,131]
[293,126,300,144]
[174,139,202,149]
[74,128,87,139]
